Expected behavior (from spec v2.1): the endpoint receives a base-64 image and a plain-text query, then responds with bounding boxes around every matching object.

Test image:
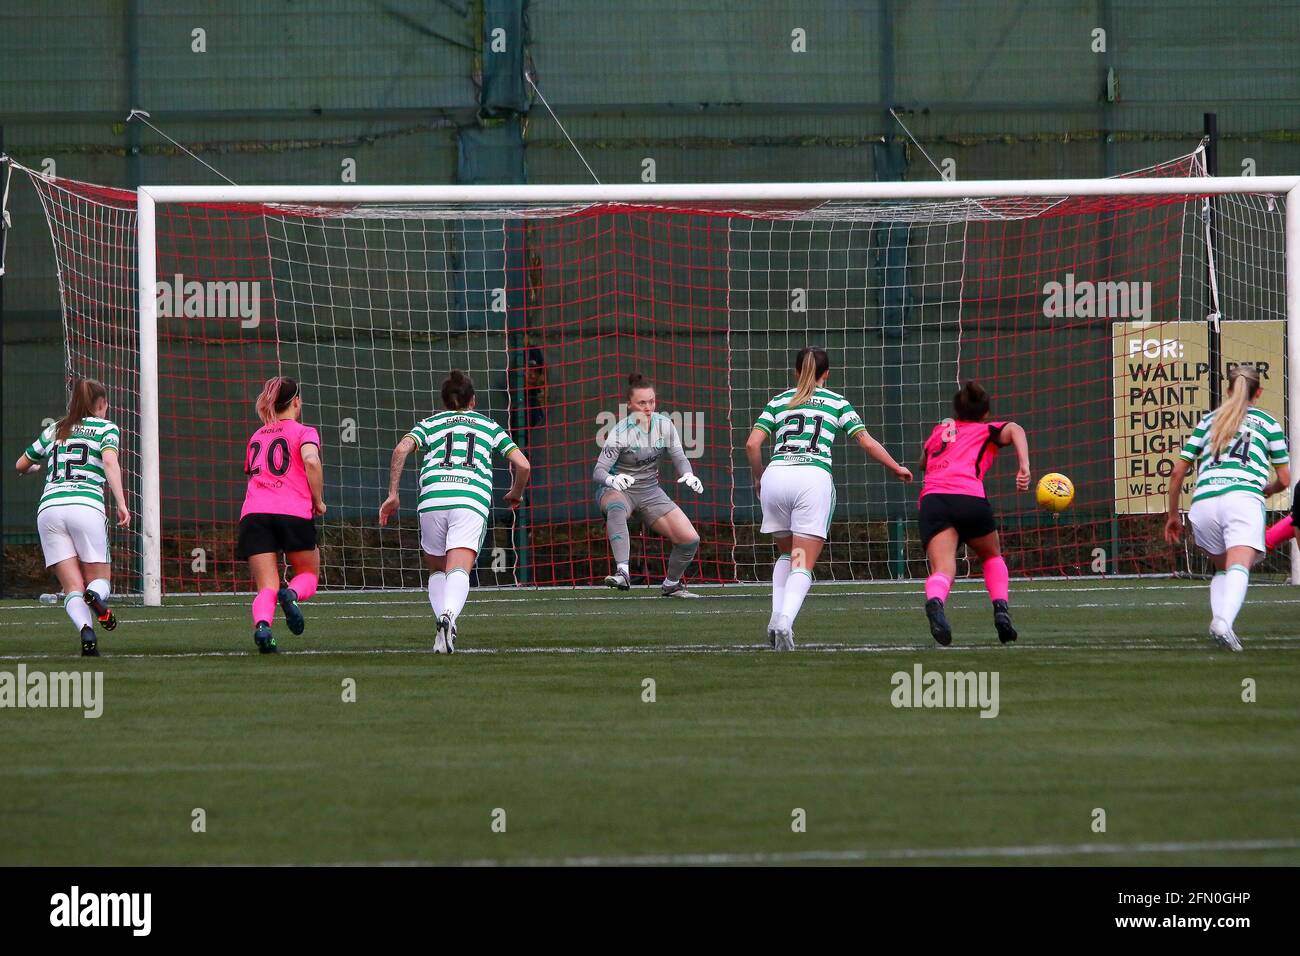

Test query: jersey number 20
[246,438,291,477]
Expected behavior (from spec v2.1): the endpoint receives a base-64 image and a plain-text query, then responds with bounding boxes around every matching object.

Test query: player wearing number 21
[380,370,531,654]
[746,347,913,651]
[16,378,129,656]
[237,376,325,654]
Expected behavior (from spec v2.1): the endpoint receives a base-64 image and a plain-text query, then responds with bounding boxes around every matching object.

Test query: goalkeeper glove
[678,474,704,494]
[605,473,635,492]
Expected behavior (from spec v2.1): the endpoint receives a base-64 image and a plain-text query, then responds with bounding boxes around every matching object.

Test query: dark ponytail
[256,376,300,425]
[57,378,107,440]
[442,369,475,410]
[952,381,990,422]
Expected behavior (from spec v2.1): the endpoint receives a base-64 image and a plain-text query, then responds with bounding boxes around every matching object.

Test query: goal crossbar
[140,176,1300,205]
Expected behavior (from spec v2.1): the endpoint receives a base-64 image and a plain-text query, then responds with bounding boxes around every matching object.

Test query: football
[1036,472,1075,511]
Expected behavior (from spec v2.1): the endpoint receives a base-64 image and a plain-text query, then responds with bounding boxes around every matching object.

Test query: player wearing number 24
[1164,363,1290,652]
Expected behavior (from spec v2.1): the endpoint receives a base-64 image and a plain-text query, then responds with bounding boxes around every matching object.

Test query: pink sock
[925,572,953,603]
[252,588,277,626]
[1265,515,1294,550]
[982,556,1010,603]
[288,572,318,602]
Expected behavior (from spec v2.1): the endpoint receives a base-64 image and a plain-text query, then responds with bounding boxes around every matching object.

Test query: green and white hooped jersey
[1178,406,1288,503]
[407,410,519,520]
[25,416,121,515]
[753,387,865,474]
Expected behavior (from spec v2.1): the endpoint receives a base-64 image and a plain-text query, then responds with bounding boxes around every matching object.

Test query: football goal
[13,151,1300,604]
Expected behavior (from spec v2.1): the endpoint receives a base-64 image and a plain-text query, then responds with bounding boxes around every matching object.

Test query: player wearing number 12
[746,348,913,650]
[15,379,130,656]
[237,377,326,654]
[1165,364,1290,651]
[380,370,531,654]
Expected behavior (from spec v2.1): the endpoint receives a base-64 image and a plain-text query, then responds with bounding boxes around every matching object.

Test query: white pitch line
[0,638,1295,663]
[0,762,323,778]
[327,836,1300,867]
[6,598,1300,631]
[5,580,1295,615]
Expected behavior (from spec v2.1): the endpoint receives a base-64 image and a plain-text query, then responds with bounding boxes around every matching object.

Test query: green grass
[1,579,1298,866]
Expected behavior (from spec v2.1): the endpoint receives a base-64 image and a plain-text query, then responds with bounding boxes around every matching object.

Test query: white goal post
[131,176,1300,605]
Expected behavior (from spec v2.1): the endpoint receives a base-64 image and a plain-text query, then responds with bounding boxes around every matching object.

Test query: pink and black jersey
[920,419,1007,500]
[240,419,321,519]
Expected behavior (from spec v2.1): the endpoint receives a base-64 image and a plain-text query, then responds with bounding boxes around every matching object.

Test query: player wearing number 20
[1165,364,1290,651]
[237,377,326,654]
[16,378,129,656]
[746,348,913,650]
[380,370,531,654]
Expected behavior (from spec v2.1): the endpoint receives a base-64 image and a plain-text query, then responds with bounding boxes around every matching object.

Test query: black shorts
[236,513,317,560]
[1292,483,1300,523]
[918,493,997,549]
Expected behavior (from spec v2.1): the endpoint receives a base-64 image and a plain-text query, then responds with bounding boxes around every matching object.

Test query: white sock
[64,591,93,631]
[87,577,111,603]
[444,568,471,621]
[617,563,629,576]
[663,577,679,587]
[428,571,446,617]
[770,555,792,625]
[1209,571,1226,621]
[1222,563,1250,628]
[780,568,813,625]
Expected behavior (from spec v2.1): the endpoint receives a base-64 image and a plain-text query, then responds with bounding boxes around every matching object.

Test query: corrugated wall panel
[531,1,881,106]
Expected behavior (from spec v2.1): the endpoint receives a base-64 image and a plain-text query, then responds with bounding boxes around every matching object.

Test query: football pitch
[1,579,1297,867]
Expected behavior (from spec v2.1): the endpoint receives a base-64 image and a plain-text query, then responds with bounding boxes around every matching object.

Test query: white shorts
[37,504,110,567]
[760,466,836,539]
[1187,491,1266,556]
[419,508,488,556]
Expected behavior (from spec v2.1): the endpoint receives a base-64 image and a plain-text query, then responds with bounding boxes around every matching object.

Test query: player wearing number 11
[380,370,531,654]
[746,347,913,650]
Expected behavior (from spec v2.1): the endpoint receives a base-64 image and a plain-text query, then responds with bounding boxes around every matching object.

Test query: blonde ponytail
[1207,365,1262,455]
[787,347,829,408]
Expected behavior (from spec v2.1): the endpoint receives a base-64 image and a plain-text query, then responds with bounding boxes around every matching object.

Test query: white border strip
[322,836,1300,867]
[142,177,1300,205]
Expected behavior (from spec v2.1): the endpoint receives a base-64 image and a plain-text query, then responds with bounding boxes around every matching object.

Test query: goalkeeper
[594,373,703,597]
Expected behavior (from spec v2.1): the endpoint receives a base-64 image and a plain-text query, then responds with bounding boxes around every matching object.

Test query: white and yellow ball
[1036,473,1074,512]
